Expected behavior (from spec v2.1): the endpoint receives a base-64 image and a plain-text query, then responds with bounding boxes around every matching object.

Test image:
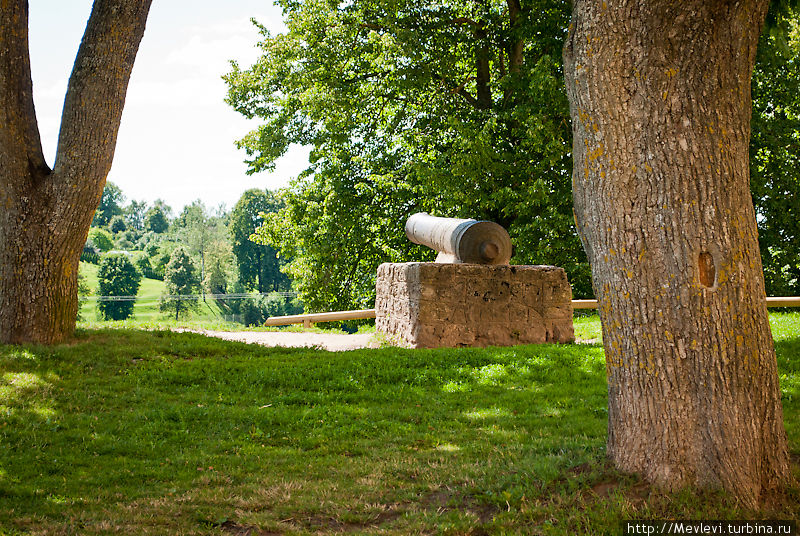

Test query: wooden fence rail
[263,297,800,327]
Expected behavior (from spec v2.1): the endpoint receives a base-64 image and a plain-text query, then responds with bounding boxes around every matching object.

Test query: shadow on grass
[1,326,798,534]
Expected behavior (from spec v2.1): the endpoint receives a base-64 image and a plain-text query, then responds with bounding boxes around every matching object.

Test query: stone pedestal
[375,263,574,348]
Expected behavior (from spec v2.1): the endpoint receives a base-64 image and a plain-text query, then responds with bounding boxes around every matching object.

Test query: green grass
[0,314,798,535]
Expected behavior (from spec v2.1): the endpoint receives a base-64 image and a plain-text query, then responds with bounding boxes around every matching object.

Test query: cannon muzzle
[405,213,512,265]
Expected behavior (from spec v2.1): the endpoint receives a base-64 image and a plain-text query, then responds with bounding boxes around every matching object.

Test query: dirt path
[186,330,378,352]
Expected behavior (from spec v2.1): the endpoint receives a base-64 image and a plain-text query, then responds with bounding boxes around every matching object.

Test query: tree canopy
[751,8,800,296]
[91,182,125,228]
[160,246,201,320]
[228,0,800,312]
[226,0,588,311]
[97,254,142,321]
[229,189,289,293]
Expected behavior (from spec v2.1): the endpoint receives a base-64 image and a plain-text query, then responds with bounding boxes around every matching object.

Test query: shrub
[235,293,303,327]
[88,227,114,252]
[135,255,159,280]
[97,254,142,320]
[109,215,127,234]
[81,241,101,264]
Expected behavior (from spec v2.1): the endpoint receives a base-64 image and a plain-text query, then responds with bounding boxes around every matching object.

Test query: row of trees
[82,185,298,324]
[93,248,200,321]
[225,0,800,313]
[84,185,290,298]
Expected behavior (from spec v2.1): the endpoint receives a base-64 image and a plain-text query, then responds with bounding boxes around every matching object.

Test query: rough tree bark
[0,0,152,344]
[563,0,792,506]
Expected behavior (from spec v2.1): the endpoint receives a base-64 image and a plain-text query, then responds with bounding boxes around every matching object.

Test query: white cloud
[30,2,305,211]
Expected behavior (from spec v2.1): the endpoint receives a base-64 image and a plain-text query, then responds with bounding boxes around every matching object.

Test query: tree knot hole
[698,251,716,288]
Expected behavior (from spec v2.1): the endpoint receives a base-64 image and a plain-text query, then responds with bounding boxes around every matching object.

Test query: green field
[80,261,230,326]
[1,313,798,535]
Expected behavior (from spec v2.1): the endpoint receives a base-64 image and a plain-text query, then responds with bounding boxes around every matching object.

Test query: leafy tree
[97,254,142,321]
[0,0,152,344]
[174,200,230,298]
[91,181,125,228]
[109,214,127,234]
[205,256,229,295]
[135,255,158,280]
[160,247,201,320]
[229,0,799,314]
[563,0,790,504]
[88,228,114,253]
[751,10,800,296]
[227,0,587,312]
[144,205,170,234]
[229,189,289,293]
[125,200,148,231]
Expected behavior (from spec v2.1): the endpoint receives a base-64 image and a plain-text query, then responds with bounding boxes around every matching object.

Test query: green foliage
[108,214,127,234]
[87,227,114,253]
[205,256,228,294]
[114,228,141,251]
[1,315,798,533]
[91,181,124,227]
[174,200,231,291]
[124,199,148,231]
[97,254,142,321]
[144,205,170,234]
[227,0,590,312]
[230,0,800,311]
[231,292,304,326]
[81,241,101,264]
[229,189,289,293]
[751,8,800,296]
[135,255,159,280]
[160,246,201,320]
[76,271,91,322]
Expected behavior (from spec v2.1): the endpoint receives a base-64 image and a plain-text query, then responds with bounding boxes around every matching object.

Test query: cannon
[405,213,512,265]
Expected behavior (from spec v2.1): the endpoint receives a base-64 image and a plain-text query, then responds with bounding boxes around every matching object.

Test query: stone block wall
[375,263,574,348]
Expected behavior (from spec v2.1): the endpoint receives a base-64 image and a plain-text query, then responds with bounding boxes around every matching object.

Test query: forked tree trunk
[0,0,152,344]
[563,0,791,506]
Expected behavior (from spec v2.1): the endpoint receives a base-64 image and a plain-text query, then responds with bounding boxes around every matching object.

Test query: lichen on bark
[563,0,792,506]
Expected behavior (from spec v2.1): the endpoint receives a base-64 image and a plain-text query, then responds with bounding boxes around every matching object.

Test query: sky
[28,0,309,213]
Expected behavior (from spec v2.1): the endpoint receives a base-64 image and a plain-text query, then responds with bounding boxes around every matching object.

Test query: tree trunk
[0,0,152,345]
[563,0,791,506]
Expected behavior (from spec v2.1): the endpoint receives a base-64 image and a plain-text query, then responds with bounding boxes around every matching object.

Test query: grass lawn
[0,314,798,535]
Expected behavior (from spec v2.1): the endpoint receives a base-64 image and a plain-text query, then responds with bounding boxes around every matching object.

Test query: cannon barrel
[405,213,512,265]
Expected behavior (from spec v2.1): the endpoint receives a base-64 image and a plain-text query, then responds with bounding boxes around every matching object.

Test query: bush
[77,271,91,321]
[88,228,114,252]
[135,255,159,280]
[81,241,101,264]
[109,215,127,234]
[235,293,303,327]
[97,254,142,320]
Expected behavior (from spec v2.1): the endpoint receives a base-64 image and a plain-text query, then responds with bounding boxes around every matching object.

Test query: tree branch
[54,0,153,184]
[0,0,50,181]
[506,0,524,74]
[440,75,479,107]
